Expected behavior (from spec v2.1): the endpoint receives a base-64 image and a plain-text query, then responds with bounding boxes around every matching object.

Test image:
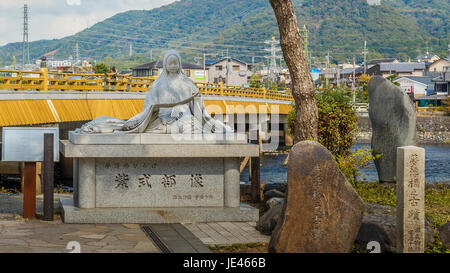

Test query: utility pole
[150,49,153,61]
[447,44,450,59]
[352,56,356,104]
[13,56,16,70]
[75,43,80,64]
[362,40,369,74]
[202,52,215,83]
[299,25,309,67]
[129,43,133,57]
[22,0,30,67]
[325,50,330,86]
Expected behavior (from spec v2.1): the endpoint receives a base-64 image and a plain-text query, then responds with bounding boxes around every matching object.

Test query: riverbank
[242,144,450,184]
[356,115,450,144]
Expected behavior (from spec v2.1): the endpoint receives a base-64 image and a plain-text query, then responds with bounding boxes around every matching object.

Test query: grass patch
[353,182,396,206]
[353,182,449,253]
[208,243,268,253]
[425,185,450,229]
[353,182,449,229]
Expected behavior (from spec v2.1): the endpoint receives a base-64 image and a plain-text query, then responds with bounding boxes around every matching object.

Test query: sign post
[23,162,37,219]
[43,133,54,221]
[1,127,59,219]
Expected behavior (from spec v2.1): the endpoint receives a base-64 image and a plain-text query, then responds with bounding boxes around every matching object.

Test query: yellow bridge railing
[0,69,294,101]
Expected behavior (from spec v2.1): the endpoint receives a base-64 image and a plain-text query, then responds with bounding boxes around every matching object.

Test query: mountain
[0,0,448,67]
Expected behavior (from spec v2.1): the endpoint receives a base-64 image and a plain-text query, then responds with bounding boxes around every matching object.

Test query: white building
[393,76,435,98]
[35,59,72,68]
[367,0,381,6]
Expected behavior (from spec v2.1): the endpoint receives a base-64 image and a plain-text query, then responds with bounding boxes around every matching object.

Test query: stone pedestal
[60,133,259,224]
[396,146,425,253]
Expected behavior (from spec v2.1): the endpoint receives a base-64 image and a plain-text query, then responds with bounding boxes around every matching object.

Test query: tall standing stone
[396,146,425,253]
[269,141,364,253]
[369,76,417,183]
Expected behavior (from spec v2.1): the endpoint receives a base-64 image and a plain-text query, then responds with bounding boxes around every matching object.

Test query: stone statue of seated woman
[75,50,233,135]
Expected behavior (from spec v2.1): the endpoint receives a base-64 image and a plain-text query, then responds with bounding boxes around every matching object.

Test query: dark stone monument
[269,141,364,253]
[368,76,417,183]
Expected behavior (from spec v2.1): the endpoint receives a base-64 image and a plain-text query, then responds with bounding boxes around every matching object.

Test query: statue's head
[163,50,182,75]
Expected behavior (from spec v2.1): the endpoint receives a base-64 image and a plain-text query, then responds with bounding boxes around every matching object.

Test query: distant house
[416,54,440,63]
[393,76,435,98]
[428,58,450,73]
[414,72,449,107]
[205,57,254,86]
[339,67,364,85]
[432,72,450,96]
[367,62,426,77]
[366,0,381,6]
[131,60,208,82]
[367,58,399,69]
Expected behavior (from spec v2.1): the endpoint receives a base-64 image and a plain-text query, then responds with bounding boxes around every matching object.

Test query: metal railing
[0,69,294,101]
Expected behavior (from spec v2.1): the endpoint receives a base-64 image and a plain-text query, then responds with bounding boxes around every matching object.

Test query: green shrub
[289,86,358,157]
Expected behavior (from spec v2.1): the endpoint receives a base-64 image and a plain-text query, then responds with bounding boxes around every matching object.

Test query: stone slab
[60,198,259,224]
[60,140,259,158]
[369,76,417,182]
[94,158,224,208]
[396,146,425,253]
[69,131,248,145]
[269,141,364,253]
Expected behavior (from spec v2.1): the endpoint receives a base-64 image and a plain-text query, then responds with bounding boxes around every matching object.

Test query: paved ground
[0,219,160,253]
[183,222,270,246]
[0,194,269,252]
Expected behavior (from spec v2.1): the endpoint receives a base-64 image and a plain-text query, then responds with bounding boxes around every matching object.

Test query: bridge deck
[0,91,292,127]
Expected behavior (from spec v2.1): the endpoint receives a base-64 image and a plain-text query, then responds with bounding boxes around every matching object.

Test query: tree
[94,63,109,74]
[269,0,318,143]
[288,86,358,158]
[249,74,262,88]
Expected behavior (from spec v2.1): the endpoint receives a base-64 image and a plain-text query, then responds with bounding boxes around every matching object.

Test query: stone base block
[60,198,259,224]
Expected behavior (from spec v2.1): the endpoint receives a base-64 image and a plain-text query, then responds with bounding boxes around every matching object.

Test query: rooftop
[379,62,425,73]
[395,76,434,86]
[205,57,250,66]
[368,58,398,66]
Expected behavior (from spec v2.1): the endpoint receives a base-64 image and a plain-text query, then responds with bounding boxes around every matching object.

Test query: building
[339,67,365,86]
[367,62,426,77]
[36,59,72,69]
[414,72,449,107]
[432,72,450,95]
[393,76,434,98]
[428,58,450,73]
[367,58,399,69]
[416,54,440,63]
[205,57,254,86]
[131,60,208,82]
[367,0,381,6]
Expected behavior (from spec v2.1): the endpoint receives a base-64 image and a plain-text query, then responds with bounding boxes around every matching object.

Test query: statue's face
[166,55,180,74]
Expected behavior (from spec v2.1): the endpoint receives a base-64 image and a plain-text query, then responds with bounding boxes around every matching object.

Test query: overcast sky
[0,0,177,46]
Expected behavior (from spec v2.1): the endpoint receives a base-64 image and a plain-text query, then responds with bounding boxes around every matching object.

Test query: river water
[240,144,450,184]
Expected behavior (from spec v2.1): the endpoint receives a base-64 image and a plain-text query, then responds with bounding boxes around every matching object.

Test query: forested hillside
[0,0,448,67]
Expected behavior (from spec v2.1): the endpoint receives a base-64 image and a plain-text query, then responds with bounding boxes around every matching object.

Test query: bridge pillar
[40,67,48,91]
